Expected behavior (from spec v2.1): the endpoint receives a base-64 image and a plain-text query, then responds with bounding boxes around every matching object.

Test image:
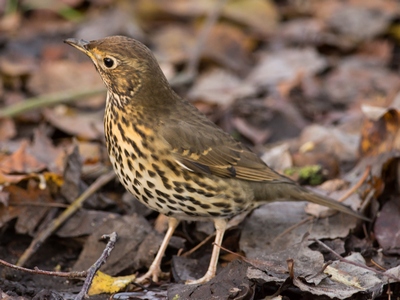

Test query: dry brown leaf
[248,48,327,88]
[77,141,102,164]
[0,140,46,175]
[327,5,393,41]
[73,214,162,275]
[324,57,400,105]
[0,181,53,234]
[231,117,270,145]
[222,0,278,36]
[141,0,212,17]
[299,124,360,163]
[374,196,400,255]
[0,171,28,185]
[28,60,105,108]
[0,118,16,141]
[260,143,292,172]
[204,23,254,72]
[43,107,103,140]
[360,108,400,156]
[76,6,144,41]
[0,190,9,206]
[29,128,70,175]
[152,25,196,64]
[188,68,256,106]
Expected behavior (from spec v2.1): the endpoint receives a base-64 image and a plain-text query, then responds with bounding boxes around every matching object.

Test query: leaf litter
[1,0,400,299]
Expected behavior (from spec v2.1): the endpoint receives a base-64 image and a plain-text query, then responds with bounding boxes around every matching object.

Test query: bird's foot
[135,266,169,284]
[185,270,215,285]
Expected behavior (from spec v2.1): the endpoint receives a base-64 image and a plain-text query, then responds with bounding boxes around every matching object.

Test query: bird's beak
[64,38,90,53]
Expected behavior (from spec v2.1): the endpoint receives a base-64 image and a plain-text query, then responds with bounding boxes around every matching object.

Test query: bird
[65,36,369,285]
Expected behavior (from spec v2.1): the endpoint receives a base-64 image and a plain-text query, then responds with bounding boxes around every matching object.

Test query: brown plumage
[65,36,368,285]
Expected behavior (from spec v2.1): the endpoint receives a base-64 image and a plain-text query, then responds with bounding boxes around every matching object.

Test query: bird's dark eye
[103,57,114,68]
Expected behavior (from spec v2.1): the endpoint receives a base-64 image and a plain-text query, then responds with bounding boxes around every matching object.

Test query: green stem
[0,87,106,118]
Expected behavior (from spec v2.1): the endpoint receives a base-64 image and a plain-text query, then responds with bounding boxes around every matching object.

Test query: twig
[312,238,400,282]
[17,170,116,267]
[306,261,333,280]
[387,282,392,300]
[0,258,86,278]
[370,258,387,271]
[286,258,294,279]
[181,233,215,258]
[271,216,314,244]
[186,0,227,75]
[214,243,275,270]
[0,87,106,118]
[170,0,228,86]
[213,243,245,260]
[8,201,69,208]
[338,165,371,202]
[181,213,246,258]
[0,232,118,298]
[75,232,118,300]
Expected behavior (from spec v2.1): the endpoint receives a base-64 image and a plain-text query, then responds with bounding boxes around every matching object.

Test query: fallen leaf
[188,68,256,106]
[29,127,70,175]
[152,25,195,64]
[327,4,393,41]
[360,107,400,156]
[57,210,119,238]
[231,117,270,145]
[76,6,144,41]
[88,271,135,296]
[204,23,254,72]
[43,107,103,140]
[222,0,278,36]
[73,214,162,275]
[0,118,16,141]
[28,60,105,108]
[298,124,360,162]
[0,181,53,235]
[374,196,400,255]
[248,48,327,88]
[0,140,46,175]
[323,57,400,105]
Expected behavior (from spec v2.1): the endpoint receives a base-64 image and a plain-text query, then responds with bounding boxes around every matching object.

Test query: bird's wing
[160,105,287,182]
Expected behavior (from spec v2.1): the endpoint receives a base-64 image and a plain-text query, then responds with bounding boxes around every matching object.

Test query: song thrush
[65,36,368,285]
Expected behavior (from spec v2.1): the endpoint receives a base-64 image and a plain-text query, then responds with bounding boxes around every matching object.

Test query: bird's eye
[103,57,115,68]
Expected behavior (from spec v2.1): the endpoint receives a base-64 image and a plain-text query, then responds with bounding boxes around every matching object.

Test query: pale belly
[106,135,251,221]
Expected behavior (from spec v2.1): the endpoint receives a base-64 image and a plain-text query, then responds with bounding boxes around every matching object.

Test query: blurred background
[1,0,400,299]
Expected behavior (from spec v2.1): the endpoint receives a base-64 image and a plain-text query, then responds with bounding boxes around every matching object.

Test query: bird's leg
[186,218,227,285]
[136,217,179,283]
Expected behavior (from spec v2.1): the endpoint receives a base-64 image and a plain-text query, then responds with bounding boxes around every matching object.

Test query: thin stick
[312,238,400,282]
[271,216,313,243]
[0,87,106,118]
[0,258,86,278]
[370,258,387,271]
[170,0,228,86]
[306,261,333,280]
[0,232,118,299]
[75,232,118,300]
[181,233,215,258]
[186,0,228,75]
[338,165,371,202]
[8,202,69,208]
[17,170,116,267]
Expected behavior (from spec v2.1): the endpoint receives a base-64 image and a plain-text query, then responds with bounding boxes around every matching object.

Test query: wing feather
[160,102,288,183]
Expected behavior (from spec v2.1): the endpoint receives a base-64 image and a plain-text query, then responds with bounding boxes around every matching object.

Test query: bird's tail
[254,182,370,221]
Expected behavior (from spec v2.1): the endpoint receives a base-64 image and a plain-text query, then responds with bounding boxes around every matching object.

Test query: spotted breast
[104,92,253,221]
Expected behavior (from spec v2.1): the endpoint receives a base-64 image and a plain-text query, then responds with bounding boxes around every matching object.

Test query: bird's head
[65,36,174,108]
